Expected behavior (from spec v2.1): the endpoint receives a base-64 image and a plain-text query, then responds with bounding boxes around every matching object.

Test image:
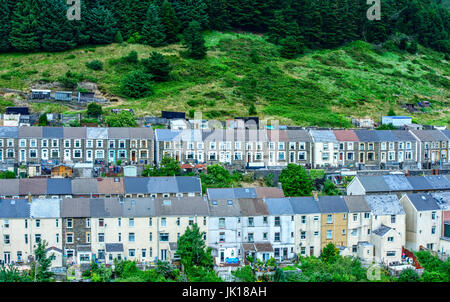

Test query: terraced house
[0,176,202,199]
[410,129,449,169]
[0,126,154,166]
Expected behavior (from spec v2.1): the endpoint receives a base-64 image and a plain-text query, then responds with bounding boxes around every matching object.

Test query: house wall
[346,178,365,196]
[371,229,402,265]
[208,216,240,265]
[320,213,348,250]
[295,213,321,257]
[371,214,406,247]
[347,211,372,257]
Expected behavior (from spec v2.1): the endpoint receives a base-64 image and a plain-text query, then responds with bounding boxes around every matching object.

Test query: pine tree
[160,0,180,43]
[183,21,207,59]
[206,0,230,30]
[86,5,117,44]
[142,51,172,82]
[39,0,76,51]
[0,0,11,52]
[172,0,209,29]
[114,31,123,43]
[9,0,41,51]
[280,36,301,59]
[141,3,167,47]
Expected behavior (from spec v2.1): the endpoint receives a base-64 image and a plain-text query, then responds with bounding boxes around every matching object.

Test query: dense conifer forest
[0,0,449,54]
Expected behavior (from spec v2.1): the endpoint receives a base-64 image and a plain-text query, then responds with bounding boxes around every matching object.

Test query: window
[118,233,122,242]
[36,219,40,227]
[56,234,59,243]
[98,233,105,242]
[314,231,319,236]
[160,233,169,242]
[219,232,225,242]
[342,229,346,235]
[219,218,225,228]
[142,249,146,258]
[274,232,280,242]
[4,235,10,244]
[432,212,436,220]
[326,230,332,239]
[86,233,91,243]
[203,217,207,226]
[274,216,280,226]
[161,218,166,227]
[55,219,59,227]
[66,233,73,243]
[386,251,396,257]
[248,217,254,227]
[66,219,73,228]
[327,215,333,224]
[129,218,134,227]
[128,233,135,242]
[263,232,268,240]
[189,217,194,225]
[352,229,358,236]
[25,234,28,244]
[391,215,396,224]
[149,232,152,242]
[301,232,306,240]
[129,249,135,257]
[263,216,268,224]
[364,213,370,219]
[314,216,319,221]
[118,218,121,227]
[353,214,358,222]
[99,219,104,227]
[248,233,254,242]
[432,226,436,235]
[387,237,394,242]
[149,218,152,226]
[3,219,9,228]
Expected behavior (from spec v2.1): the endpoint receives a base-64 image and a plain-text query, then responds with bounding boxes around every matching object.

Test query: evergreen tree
[0,0,11,52]
[38,114,48,126]
[279,164,313,196]
[183,21,207,59]
[206,0,230,30]
[32,240,54,282]
[86,5,117,44]
[9,0,41,51]
[114,31,124,43]
[141,3,167,47]
[142,51,172,82]
[280,36,301,59]
[172,0,209,29]
[160,0,181,43]
[39,0,76,51]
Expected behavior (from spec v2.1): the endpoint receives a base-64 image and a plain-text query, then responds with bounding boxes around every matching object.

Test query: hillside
[0,31,449,127]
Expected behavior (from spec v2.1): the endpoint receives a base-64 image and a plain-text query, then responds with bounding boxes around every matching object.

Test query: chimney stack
[313,191,318,201]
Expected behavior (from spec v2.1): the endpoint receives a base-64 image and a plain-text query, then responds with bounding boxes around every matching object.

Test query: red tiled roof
[333,130,359,142]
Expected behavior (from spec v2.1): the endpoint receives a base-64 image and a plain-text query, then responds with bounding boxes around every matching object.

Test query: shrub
[120,70,154,98]
[123,51,139,64]
[187,99,198,107]
[86,60,103,71]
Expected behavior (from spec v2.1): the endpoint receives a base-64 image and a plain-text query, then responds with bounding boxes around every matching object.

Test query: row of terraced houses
[0,186,449,268]
[1,126,450,170]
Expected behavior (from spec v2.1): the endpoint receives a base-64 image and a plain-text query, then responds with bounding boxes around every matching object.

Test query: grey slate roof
[309,130,337,142]
[265,198,294,215]
[155,197,209,216]
[423,176,450,190]
[0,127,18,138]
[343,195,371,212]
[407,176,434,190]
[18,126,42,138]
[122,198,156,217]
[107,128,130,139]
[71,178,98,195]
[0,179,20,195]
[47,178,72,195]
[208,199,241,217]
[372,225,392,237]
[317,196,348,213]
[173,177,202,193]
[441,130,450,140]
[382,175,413,191]
[375,130,397,142]
[207,188,257,200]
[0,199,30,218]
[155,129,202,142]
[30,198,60,218]
[63,127,86,139]
[431,192,450,210]
[410,130,448,142]
[356,176,390,192]
[60,198,91,217]
[19,178,47,195]
[406,194,441,212]
[146,177,188,194]
[286,130,312,142]
[105,243,123,252]
[124,177,201,194]
[354,130,379,142]
[289,197,321,214]
[238,198,270,216]
[87,127,108,139]
[365,195,405,215]
[129,127,153,139]
[42,127,63,138]
[392,130,417,141]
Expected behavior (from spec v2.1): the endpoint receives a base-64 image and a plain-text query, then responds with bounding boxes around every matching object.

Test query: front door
[161,249,167,261]
[109,150,115,163]
[131,150,136,162]
[64,149,71,161]
[3,252,10,264]
[310,246,314,256]
[220,250,225,263]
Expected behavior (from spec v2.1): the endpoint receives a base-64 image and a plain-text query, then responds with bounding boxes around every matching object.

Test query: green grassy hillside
[0,31,448,127]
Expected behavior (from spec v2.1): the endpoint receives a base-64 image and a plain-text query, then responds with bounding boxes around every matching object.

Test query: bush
[123,51,139,64]
[120,70,154,98]
[86,60,103,71]
[187,99,198,107]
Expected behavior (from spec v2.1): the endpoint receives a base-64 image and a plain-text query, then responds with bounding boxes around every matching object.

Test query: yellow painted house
[316,196,349,250]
